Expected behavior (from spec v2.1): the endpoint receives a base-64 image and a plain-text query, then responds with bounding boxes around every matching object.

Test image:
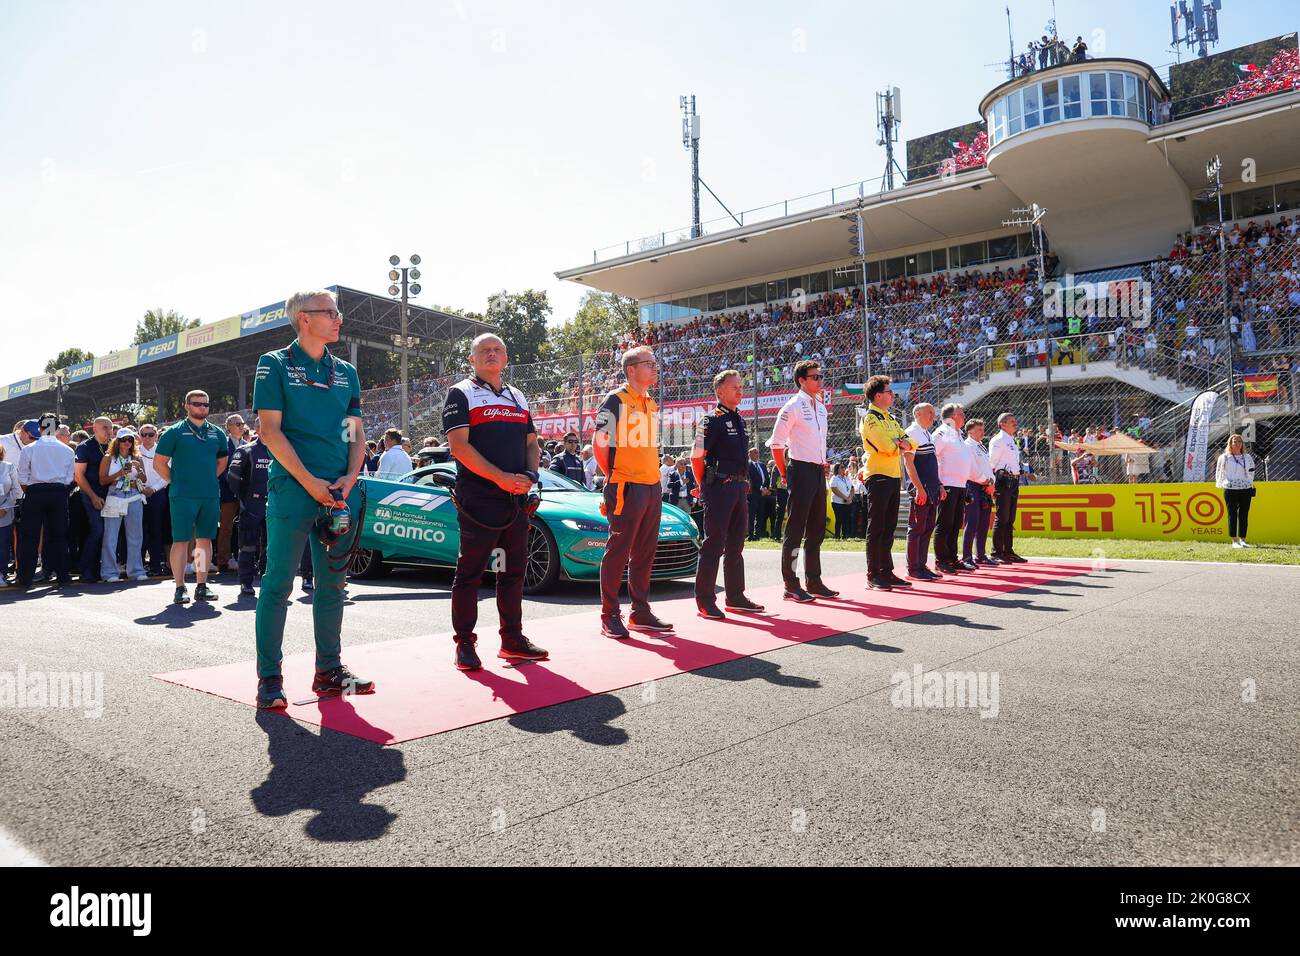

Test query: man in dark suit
[769,459,786,539]
[747,447,769,541]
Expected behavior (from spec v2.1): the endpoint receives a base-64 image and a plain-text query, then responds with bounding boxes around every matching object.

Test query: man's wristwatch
[524,470,540,485]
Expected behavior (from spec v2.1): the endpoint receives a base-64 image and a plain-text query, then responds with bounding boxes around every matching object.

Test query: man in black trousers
[14,414,75,589]
[931,403,973,575]
[746,447,769,540]
[768,360,838,603]
[989,412,1027,562]
[692,370,764,620]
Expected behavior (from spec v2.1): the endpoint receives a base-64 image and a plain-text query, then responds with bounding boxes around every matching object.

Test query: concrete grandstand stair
[947,358,1201,409]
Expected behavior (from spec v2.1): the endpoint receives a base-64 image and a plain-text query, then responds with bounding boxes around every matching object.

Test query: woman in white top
[98,428,149,581]
[1215,434,1256,548]
[829,463,854,541]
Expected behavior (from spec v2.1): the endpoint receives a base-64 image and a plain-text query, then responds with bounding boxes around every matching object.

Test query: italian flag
[1234,63,1259,74]
[950,140,967,150]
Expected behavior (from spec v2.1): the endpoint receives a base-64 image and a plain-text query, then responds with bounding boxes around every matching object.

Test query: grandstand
[0,287,492,426]
[542,36,1300,482]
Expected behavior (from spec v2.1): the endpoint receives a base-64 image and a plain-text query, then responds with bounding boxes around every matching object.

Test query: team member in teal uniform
[251,289,374,710]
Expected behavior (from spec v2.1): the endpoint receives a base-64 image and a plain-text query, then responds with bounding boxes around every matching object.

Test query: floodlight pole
[1208,155,1237,433]
[400,268,410,435]
[1005,203,1056,482]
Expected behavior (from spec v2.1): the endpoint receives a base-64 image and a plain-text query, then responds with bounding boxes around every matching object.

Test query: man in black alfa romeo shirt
[442,334,549,672]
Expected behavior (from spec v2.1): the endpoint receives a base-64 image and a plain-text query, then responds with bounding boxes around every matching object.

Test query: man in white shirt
[988,412,1026,562]
[768,359,837,603]
[376,428,414,478]
[904,403,944,580]
[14,415,75,588]
[137,422,171,576]
[581,443,598,490]
[961,419,997,568]
[931,403,972,574]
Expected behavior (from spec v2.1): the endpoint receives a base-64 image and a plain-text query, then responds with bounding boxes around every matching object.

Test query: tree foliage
[133,308,199,345]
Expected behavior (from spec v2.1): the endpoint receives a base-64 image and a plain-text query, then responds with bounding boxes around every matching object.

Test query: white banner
[1182,389,1222,482]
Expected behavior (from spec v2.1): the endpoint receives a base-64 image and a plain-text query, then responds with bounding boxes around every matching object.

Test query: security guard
[251,289,373,710]
[226,431,272,597]
[691,369,765,619]
[548,431,586,485]
[860,374,922,591]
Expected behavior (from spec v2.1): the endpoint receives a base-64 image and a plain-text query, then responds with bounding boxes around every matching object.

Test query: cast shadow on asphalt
[133,602,224,628]
[250,710,406,842]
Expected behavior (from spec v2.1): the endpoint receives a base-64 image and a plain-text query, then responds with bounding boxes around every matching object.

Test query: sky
[1,0,1295,386]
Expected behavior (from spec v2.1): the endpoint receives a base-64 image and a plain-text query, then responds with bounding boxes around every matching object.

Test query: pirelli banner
[178,316,240,354]
[1016,482,1300,545]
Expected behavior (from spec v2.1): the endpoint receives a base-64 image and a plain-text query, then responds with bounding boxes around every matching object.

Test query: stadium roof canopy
[0,286,493,423]
[556,56,1300,307]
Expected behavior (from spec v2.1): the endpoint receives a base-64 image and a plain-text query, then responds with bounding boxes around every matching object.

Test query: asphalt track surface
[1,551,1296,866]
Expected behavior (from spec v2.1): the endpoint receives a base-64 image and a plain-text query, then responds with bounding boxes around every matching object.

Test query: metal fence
[369,230,1300,485]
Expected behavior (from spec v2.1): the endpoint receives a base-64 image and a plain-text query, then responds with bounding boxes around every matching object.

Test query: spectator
[746,447,770,541]
[138,423,170,576]
[14,415,74,589]
[216,413,245,572]
[97,427,149,582]
[1215,434,1256,548]
[73,417,113,584]
[376,428,413,478]
[549,431,586,485]
[0,440,17,586]
[829,463,854,541]
[581,443,597,490]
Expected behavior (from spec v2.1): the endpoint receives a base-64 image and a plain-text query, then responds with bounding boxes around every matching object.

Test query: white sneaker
[1231,540,1243,549]
[132,574,150,581]
[103,575,123,582]
[1240,541,1252,548]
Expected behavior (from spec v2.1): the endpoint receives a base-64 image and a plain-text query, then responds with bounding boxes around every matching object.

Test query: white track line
[0,827,45,866]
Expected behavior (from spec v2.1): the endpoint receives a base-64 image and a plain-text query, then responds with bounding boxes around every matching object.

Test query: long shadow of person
[623,632,822,690]
[250,708,406,842]
[468,666,630,746]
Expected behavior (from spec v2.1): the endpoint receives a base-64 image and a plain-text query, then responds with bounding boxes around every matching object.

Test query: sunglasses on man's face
[140,432,156,437]
[189,402,209,408]
[805,374,823,381]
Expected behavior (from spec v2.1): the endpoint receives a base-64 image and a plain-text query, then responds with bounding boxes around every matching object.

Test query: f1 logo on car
[376,490,451,512]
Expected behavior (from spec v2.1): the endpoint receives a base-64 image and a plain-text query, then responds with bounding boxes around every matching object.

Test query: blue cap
[21,420,41,439]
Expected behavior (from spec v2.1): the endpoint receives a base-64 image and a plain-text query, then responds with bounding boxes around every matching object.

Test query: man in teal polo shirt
[251,289,374,710]
[154,389,228,605]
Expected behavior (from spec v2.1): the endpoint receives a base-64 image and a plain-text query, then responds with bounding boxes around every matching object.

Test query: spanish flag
[1244,374,1279,401]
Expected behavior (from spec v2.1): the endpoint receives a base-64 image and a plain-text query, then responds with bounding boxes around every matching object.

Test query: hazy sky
[1,0,1294,385]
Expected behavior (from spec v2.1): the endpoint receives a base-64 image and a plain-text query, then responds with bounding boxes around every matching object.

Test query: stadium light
[385,253,423,434]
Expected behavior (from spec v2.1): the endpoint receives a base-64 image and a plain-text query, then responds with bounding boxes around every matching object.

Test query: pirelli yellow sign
[93,348,139,376]
[179,316,240,354]
[1016,482,1300,545]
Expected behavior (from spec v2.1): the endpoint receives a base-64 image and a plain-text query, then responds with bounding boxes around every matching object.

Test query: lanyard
[474,376,524,412]
[292,341,336,391]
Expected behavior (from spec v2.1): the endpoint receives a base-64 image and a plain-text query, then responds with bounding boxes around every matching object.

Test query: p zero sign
[137,333,180,365]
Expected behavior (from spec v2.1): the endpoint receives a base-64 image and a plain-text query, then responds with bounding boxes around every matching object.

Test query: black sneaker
[805,581,840,598]
[602,615,631,640]
[301,576,314,592]
[455,639,482,671]
[257,675,287,710]
[976,556,999,566]
[866,574,893,590]
[239,585,256,598]
[909,567,942,581]
[960,559,979,572]
[783,587,816,603]
[499,636,549,662]
[936,562,963,574]
[173,585,190,605]
[311,665,375,697]
[1004,552,1029,563]
[195,583,218,602]
[697,602,726,621]
[628,612,674,633]
[724,596,765,612]
[885,573,913,588]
